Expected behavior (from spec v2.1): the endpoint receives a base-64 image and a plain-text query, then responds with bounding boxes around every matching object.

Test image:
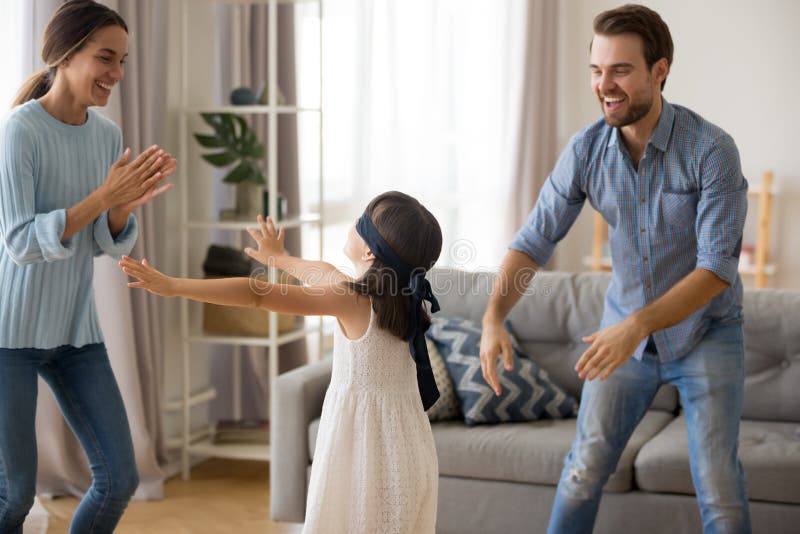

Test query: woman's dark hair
[346,191,443,342]
[592,4,673,90]
[12,0,128,107]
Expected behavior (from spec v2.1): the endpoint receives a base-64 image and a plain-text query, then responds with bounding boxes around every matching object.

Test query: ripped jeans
[547,322,750,534]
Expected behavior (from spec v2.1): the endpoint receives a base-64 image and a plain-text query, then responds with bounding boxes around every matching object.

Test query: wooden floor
[41,459,304,534]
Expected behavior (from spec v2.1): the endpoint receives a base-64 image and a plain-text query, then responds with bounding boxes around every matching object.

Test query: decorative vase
[262,191,287,221]
[230,87,257,105]
[235,182,263,219]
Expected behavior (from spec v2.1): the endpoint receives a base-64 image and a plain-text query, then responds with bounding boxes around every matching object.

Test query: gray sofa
[271,270,800,533]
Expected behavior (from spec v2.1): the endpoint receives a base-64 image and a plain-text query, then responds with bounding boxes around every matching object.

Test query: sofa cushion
[427,317,578,425]
[429,410,673,492]
[740,289,800,422]
[635,415,800,504]
[430,269,680,414]
[426,337,461,421]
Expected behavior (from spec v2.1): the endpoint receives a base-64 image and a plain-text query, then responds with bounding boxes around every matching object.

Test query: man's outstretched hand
[575,317,648,381]
[479,319,515,396]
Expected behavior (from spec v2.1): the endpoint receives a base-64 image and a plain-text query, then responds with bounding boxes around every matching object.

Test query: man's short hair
[592,4,674,90]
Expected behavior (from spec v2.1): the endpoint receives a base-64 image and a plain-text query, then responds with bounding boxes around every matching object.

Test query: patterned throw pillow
[425,337,461,421]
[427,317,578,426]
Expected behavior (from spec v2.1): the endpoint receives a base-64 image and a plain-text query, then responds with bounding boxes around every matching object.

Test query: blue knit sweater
[0,100,137,349]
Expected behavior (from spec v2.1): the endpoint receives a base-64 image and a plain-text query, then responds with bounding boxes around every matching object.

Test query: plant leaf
[222,161,252,184]
[201,113,225,136]
[243,160,265,184]
[248,144,265,159]
[195,113,265,178]
[247,167,266,185]
[202,151,238,167]
[193,133,226,148]
[219,114,236,145]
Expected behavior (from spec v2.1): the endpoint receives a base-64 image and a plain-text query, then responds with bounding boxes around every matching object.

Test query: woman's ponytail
[12,69,53,108]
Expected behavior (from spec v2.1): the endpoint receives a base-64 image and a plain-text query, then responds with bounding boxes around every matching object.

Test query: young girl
[0,1,174,532]
[120,191,442,533]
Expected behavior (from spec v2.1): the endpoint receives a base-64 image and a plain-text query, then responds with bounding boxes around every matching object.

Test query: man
[480,5,750,533]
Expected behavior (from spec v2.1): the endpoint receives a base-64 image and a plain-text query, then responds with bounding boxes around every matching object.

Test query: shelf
[747,186,778,196]
[166,425,215,450]
[188,439,270,462]
[739,263,777,276]
[176,0,324,480]
[188,323,324,347]
[163,387,217,412]
[582,256,612,270]
[187,213,320,231]
[186,105,320,115]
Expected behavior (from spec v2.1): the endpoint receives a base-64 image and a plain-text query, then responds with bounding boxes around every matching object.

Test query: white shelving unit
[169,0,323,479]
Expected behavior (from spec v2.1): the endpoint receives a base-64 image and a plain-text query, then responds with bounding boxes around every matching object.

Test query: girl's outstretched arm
[245,215,349,286]
[119,255,360,317]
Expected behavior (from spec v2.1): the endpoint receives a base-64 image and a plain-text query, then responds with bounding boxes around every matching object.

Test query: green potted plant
[194,113,265,218]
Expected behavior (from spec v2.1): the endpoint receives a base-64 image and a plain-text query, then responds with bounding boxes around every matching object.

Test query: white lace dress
[303,307,438,534]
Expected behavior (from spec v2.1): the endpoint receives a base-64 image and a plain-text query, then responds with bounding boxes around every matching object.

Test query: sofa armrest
[270,358,332,522]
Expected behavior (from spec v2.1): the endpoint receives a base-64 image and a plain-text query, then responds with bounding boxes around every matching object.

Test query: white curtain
[316,0,529,273]
[508,0,560,243]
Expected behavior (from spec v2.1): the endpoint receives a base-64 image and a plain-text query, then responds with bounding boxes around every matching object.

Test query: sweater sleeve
[93,210,138,259]
[91,126,138,259]
[0,117,76,265]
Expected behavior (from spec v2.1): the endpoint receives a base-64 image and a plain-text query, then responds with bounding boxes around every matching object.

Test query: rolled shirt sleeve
[0,118,77,265]
[695,134,748,285]
[509,134,587,266]
[93,210,138,260]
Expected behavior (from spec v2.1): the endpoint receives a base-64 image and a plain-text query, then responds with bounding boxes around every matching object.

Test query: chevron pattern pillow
[427,317,578,426]
[425,337,461,421]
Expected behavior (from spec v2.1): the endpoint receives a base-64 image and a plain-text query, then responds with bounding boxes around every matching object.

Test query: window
[296,0,527,273]
[0,0,25,109]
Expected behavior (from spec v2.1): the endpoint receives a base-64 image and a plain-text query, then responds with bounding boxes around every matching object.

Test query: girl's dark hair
[346,191,443,342]
[12,0,128,107]
[592,4,673,90]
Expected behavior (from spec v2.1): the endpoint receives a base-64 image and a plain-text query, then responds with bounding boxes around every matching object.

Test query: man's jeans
[0,343,138,534]
[547,321,751,534]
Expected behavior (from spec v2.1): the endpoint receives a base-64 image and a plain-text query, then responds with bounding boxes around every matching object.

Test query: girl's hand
[119,256,177,297]
[245,215,286,266]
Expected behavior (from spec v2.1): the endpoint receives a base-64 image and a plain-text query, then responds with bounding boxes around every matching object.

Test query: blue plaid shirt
[510,99,747,362]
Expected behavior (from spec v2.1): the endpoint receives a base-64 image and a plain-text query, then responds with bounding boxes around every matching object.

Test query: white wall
[553,0,800,289]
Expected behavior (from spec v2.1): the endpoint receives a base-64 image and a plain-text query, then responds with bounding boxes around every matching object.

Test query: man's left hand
[576,317,648,381]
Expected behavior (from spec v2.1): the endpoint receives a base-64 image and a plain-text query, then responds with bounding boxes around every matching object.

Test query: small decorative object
[262,191,288,221]
[739,244,754,269]
[257,82,287,106]
[194,113,266,218]
[230,87,257,105]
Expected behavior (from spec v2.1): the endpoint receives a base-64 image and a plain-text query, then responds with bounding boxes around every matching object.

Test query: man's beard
[602,90,653,128]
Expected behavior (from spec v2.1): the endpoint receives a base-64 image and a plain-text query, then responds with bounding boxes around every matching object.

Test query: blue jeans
[547,322,751,534]
[0,343,138,534]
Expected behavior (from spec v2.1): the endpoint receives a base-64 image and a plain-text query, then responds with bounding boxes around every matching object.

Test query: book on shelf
[213,419,270,445]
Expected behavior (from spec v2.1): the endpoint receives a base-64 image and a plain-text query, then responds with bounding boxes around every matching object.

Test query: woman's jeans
[0,343,138,534]
[547,322,751,534]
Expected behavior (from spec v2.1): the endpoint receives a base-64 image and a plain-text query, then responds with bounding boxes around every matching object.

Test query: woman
[0,1,175,532]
